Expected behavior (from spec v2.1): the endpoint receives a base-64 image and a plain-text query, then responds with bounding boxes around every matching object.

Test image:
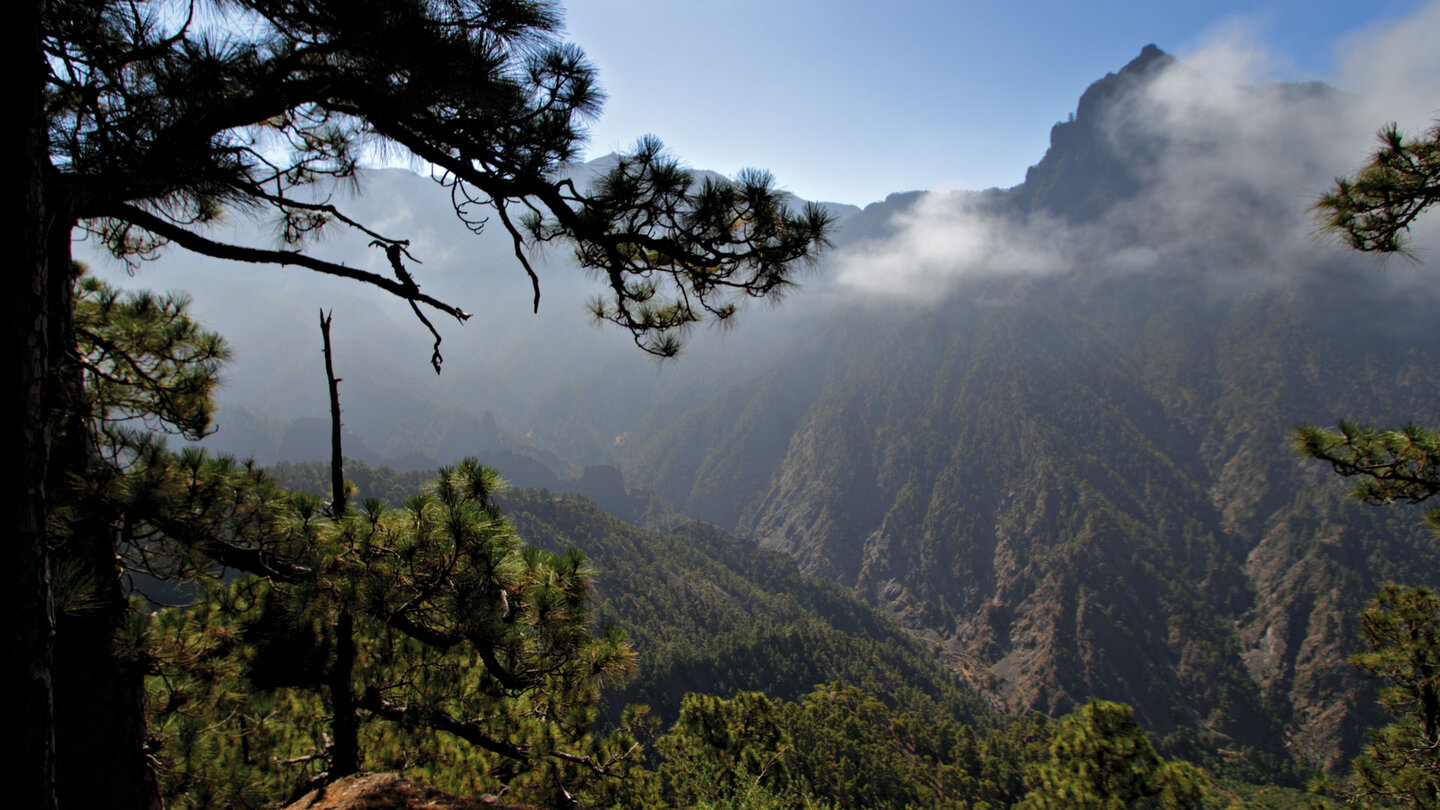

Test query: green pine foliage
[1017,700,1206,809]
[1293,422,1440,534]
[54,273,645,806]
[51,267,241,596]
[71,271,229,442]
[140,461,645,807]
[1311,585,1440,808]
[1314,122,1440,255]
[623,684,1052,809]
[610,684,1314,810]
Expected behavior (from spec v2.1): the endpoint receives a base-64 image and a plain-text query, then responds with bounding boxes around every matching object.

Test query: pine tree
[13,2,830,805]
[1298,116,1440,518]
[145,462,643,807]
[1293,421,1440,530]
[1345,585,1440,808]
[655,691,796,805]
[47,268,231,810]
[1315,122,1440,255]
[53,279,643,806]
[1017,700,1205,810]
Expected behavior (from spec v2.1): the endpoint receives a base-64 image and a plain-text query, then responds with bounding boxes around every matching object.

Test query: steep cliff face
[621,48,1440,764]
[1004,43,1175,222]
[709,270,1440,763]
[622,271,1440,763]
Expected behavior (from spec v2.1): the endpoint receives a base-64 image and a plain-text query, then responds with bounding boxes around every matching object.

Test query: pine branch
[99,202,471,323]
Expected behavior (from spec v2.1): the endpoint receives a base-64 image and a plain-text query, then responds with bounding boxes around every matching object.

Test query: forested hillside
[268,465,1311,808]
[267,461,992,730]
[87,39,1440,792]
[626,255,1440,765]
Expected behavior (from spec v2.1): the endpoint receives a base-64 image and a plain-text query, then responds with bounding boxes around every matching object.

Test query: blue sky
[562,0,1431,206]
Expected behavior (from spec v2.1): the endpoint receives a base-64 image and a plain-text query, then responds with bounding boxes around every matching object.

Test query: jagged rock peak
[1122,43,1174,76]
[1073,44,1175,123]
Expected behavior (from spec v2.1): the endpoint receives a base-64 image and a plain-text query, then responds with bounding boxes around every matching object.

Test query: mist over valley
[78,16,1440,787]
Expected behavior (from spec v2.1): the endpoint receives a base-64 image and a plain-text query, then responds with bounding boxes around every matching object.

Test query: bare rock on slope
[282,773,531,810]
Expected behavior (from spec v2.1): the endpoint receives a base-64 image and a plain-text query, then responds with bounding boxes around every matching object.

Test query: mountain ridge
[615,47,1440,766]
[94,44,1440,769]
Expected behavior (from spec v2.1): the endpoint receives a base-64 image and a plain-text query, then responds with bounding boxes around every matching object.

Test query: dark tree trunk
[4,1,57,807]
[52,569,162,810]
[321,310,346,517]
[45,217,161,810]
[320,312,359,777]
[328,609,360,778]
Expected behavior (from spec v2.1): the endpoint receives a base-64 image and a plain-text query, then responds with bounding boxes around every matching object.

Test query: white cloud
[1337,0,1440,134]
[833,2,1440,301]
[833,193,1071,296]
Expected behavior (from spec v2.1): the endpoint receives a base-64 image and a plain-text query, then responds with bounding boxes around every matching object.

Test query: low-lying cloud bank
[835,1,1440,299]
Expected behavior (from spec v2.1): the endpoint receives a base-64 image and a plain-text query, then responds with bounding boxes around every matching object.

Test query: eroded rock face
[721,269,1440,763]
[630,133,1440,765]
[616,47,1440,766]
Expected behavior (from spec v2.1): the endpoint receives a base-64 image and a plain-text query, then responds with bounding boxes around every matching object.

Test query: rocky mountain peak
[1072,44,1174,123]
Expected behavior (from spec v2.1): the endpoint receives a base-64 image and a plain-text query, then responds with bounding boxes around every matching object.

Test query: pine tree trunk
[53,585,161,810]
[4,1,57,806]
[329,609,360,778]
[321,310,360,778]
[45,219,161,810]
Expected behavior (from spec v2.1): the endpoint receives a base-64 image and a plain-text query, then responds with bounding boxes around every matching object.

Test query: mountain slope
[125,43,1440,768]
[617,49,1440,766]
[499,489,995,728]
